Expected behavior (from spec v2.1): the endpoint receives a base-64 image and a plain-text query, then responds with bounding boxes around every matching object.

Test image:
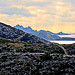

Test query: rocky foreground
[0,52,75,75]
[0,39,75,75]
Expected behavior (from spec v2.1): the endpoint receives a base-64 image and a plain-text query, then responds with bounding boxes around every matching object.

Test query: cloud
[26,2,51,6]
[0,7,36,17]
[68,0,75,5]
[29,0,49,2]
[0,0,75,33]
[62,20,75,22]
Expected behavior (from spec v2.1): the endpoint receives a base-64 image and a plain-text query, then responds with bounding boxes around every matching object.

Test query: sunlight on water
[50,41,75,44]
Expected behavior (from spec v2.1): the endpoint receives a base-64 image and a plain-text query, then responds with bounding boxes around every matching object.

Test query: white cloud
[0,0,75,33]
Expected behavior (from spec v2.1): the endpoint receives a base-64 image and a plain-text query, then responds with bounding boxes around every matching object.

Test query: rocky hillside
[37,30,60,40]
[0,22,25,39]
[0,38,64,54]
[0,22,50,44]
[0,38,75,75]
[62,44,75,55]
[0,22,75,75]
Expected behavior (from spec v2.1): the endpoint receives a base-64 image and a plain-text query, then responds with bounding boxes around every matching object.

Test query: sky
[0,0,75,33]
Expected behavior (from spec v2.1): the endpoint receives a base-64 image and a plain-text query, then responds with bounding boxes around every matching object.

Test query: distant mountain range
[0,22,50,44]
[56,32,70,35]
[0,22,75,42]
[14,25,71,40]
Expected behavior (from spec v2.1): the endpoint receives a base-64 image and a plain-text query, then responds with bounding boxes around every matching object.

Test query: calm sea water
[52,34,75,44]
[50,40,75,44]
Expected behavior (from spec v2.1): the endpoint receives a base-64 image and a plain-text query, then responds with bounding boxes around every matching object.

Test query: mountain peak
[15,25,32,30]
[14,25,61,40]
[58,32,63,33]
[16,24,21,26]
[57,32,70,35]
[26,26,32,30]
[39,30,45,32]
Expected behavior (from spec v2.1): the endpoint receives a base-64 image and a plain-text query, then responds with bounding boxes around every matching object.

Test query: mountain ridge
[56,32,70,35]
[14,25,71,35]
[0,22,50,44]
[14,25,75,41]
[14,25,61,40]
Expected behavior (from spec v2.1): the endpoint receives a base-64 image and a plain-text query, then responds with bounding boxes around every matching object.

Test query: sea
[50,40,75,44]
[50,34,75,44]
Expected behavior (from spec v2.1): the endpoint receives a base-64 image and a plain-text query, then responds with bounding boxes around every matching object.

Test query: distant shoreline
[58,35,75,38]
[50,40,75,44]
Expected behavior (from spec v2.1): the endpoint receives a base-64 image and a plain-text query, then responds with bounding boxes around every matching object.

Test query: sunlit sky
[0,0,75,33]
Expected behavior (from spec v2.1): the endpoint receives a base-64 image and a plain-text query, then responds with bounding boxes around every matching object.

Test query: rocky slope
[0,23,75,75]
[0,38,75,75]
[0,38,64,54]
[0,23,24,39]
[0,52,75,75]
[0,22,50,44]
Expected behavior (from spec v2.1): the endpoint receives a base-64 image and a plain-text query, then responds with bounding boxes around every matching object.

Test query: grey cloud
[0,8,36,17]
[70,1,75,4]
[48,13,71,17]
[26,2,51,6]
[0,0,12,7]
[62,20,75,22]
[71,9,75,11]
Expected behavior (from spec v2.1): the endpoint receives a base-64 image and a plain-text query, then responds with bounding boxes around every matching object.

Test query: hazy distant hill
[56,32,70,35]
[0,22,50,44]
[14,25,61,40]
[14,25,75,40]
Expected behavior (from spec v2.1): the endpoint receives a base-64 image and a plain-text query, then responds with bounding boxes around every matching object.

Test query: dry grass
[8,43,25,49]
